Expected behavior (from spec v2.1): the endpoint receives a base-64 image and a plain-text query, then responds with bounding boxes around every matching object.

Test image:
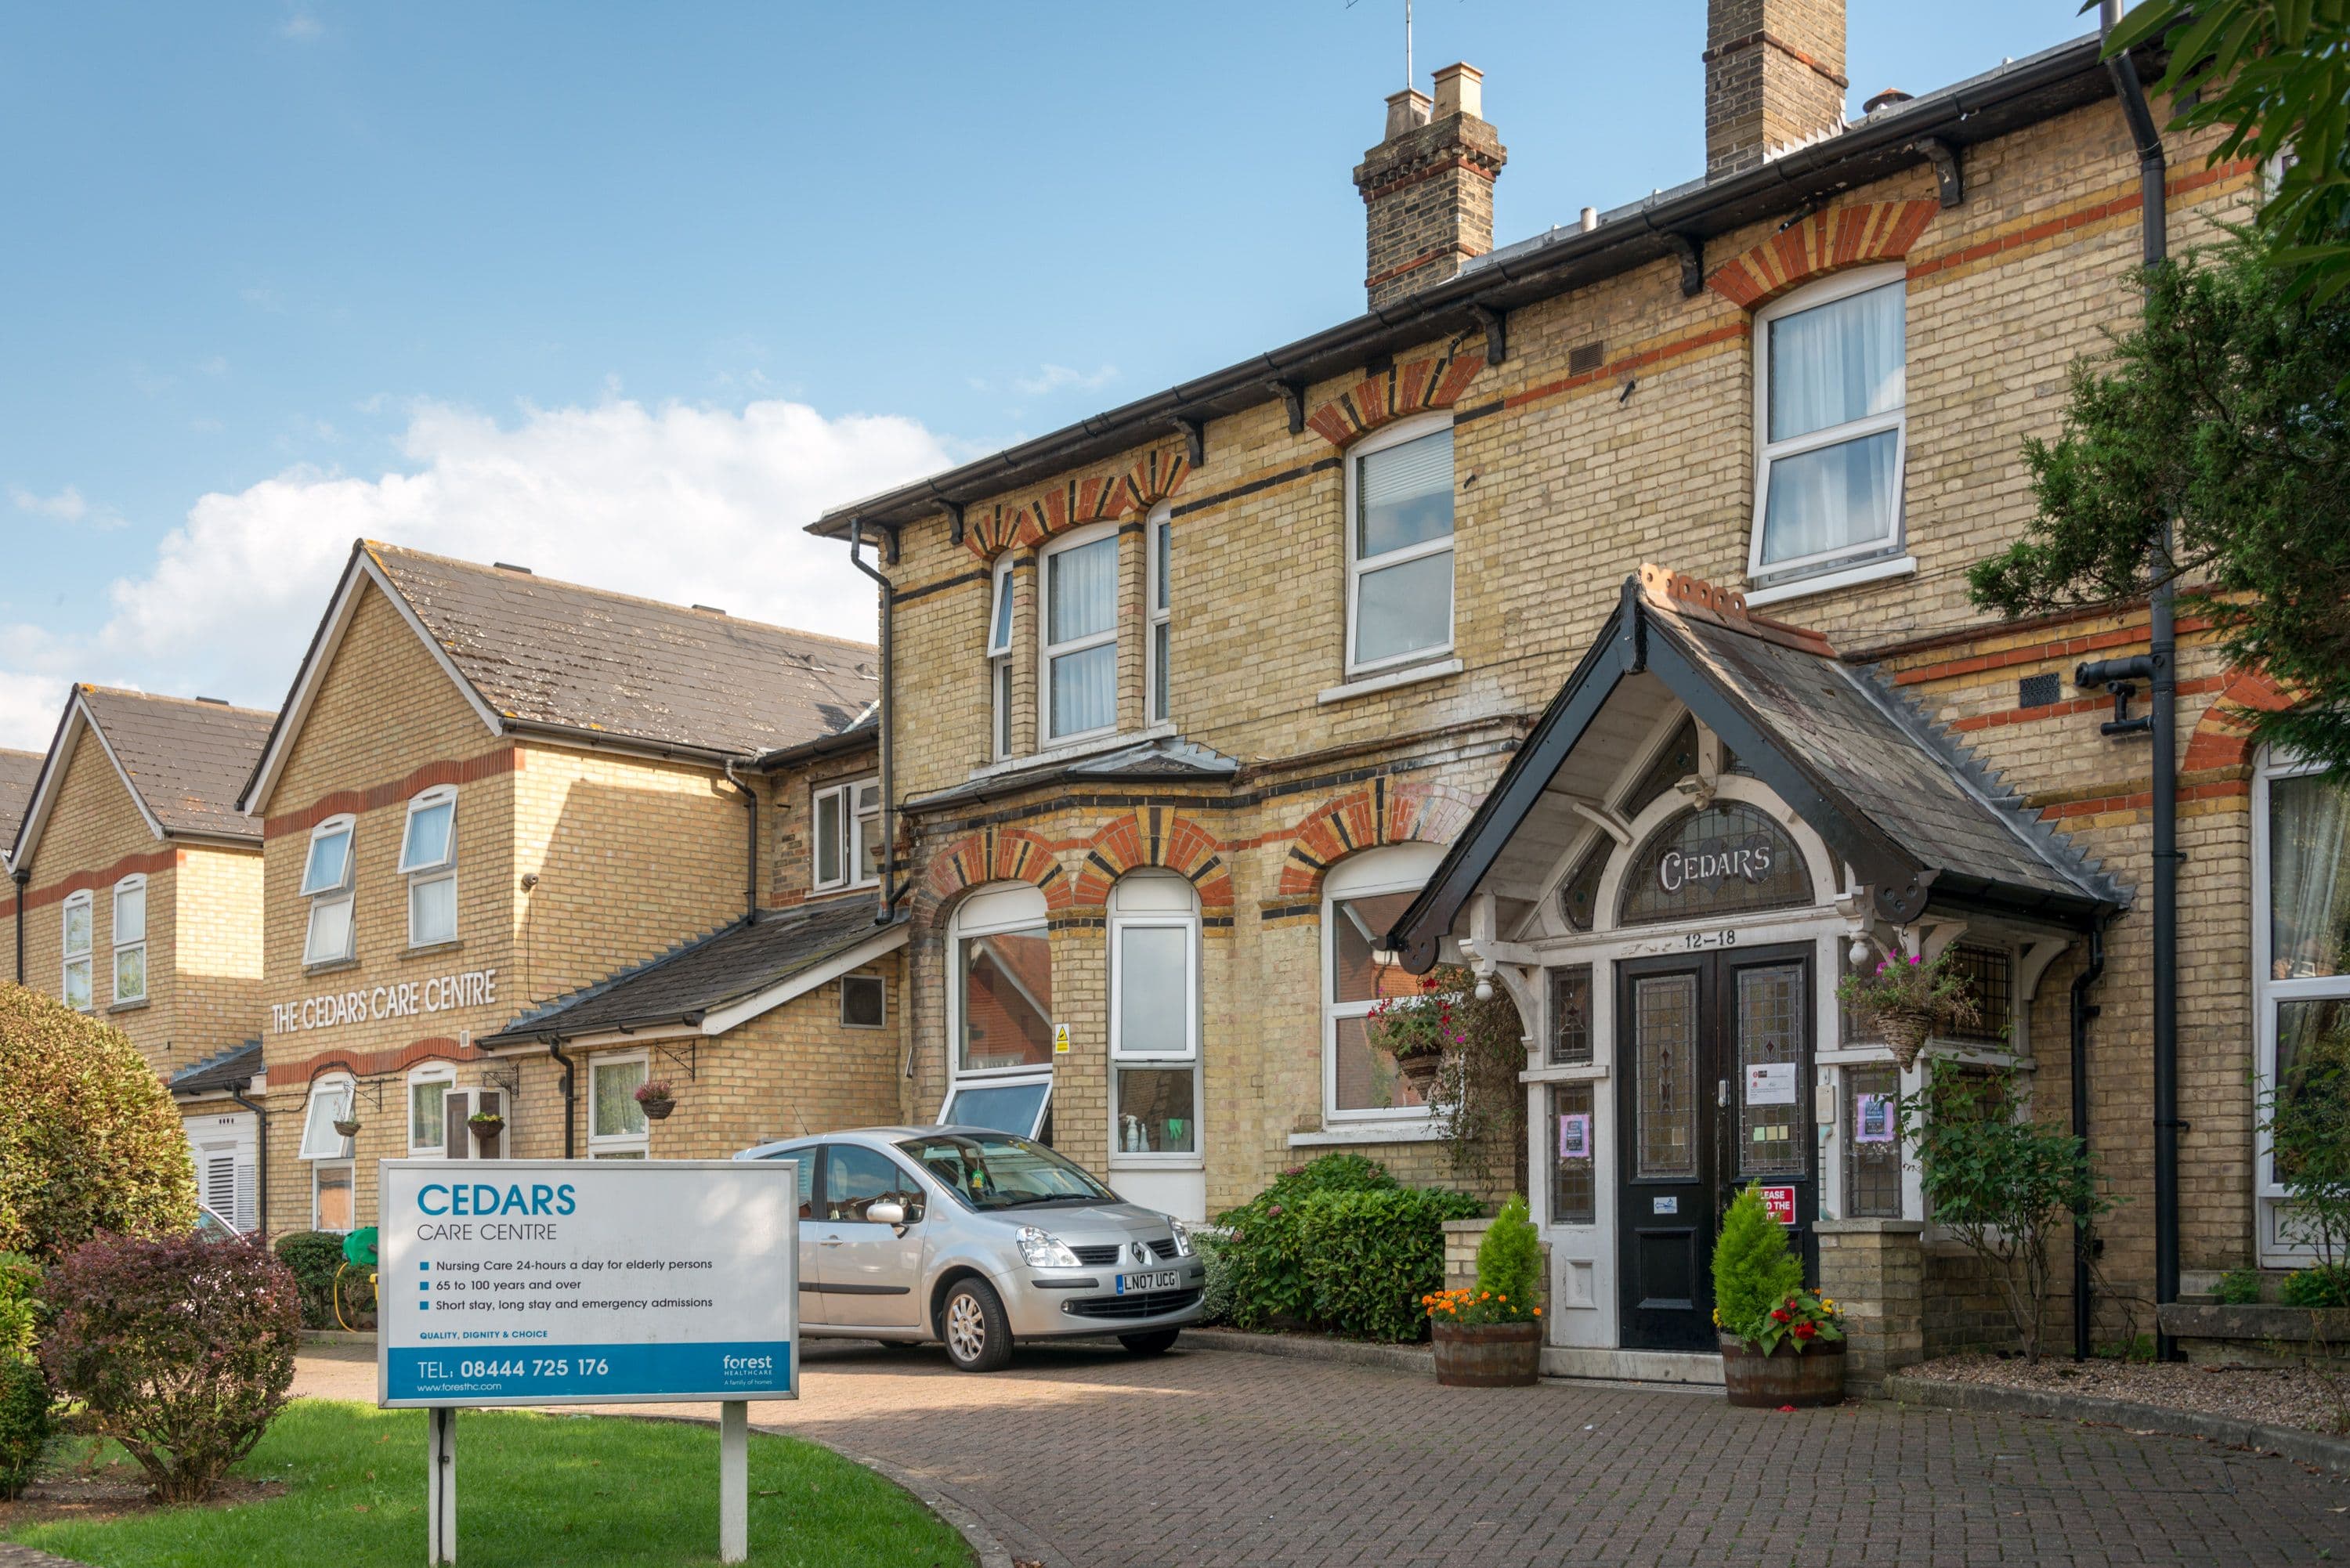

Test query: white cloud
[9,485,122,530]
[0,396,952,750]
[280,12,322,41]
[1012,363,1119,396]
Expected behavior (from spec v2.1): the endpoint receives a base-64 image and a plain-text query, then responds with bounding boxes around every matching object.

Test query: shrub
[1192,1233,1235,1325]
[1475,1195,1542,1304]
[1215,1156,1481,1342]
[1214,1154,1400,1328]
[274,1230,374,1328]
[2282,1263,2350,1309]
[0,1254,45,1501]
[0,985,196,1262]
[41,1232,302,1503]
[0,1253,39,1358]
[2217,1267,2265,1306]
[1712,1184,1804,1343]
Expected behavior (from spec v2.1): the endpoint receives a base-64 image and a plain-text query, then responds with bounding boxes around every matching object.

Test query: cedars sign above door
[1621,806,1810,927]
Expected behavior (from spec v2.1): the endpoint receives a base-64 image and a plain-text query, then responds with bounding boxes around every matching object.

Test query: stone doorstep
[1186,1328,1729,1390]
[1885,1372,2350,1479]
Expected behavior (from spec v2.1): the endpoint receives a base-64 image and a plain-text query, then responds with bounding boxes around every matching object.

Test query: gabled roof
[1386,568,2125,970]
[11,687,273,867]
[242,541,880,812]
[480,897,906,1046]
[0,750,41,867]
[168,1039,264,1097]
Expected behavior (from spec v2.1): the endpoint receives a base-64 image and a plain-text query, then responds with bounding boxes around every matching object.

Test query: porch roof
[1384,569,2127,970]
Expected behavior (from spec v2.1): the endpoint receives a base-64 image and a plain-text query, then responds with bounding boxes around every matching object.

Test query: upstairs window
[1347,418,1455,674]
[302,815,356,966]
[111,875,146,1005]
[1752,268,1907,583]
[400,786,457,948]
[1041,526,1118,743]
[1146,506,1172,724]
[60,891,92,1011]
[988,558,1016,760]
[813,777,881,892]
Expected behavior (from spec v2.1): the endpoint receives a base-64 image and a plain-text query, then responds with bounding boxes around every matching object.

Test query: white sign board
[375,1159,797,1409]
[1744,1061,1799,1106]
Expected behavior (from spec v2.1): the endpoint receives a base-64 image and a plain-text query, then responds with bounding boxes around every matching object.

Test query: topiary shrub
[0,1253,46,1500]
[0,984,196,1263]
[1475,1194,1542,1304]
[1712,1183,1804,1343]
[41,1232,302,1502]
[274,1230,350,1328]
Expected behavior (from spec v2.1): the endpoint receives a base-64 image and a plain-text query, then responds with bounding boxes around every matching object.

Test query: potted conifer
[1712,1183,1846,1407]
[1424,1196,1543,1386]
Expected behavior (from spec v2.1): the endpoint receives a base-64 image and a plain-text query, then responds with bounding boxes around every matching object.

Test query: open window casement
[939,1074,1053,1138]
[298,1077,356,1160]
[440,1086,505,1160]
[400,786,458,947]
[302,815,357,965]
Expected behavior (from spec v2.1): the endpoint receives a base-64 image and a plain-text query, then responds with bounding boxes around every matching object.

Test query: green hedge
[274,1232,373,1328]
[0,1253,46,1500]
[1214,1155,1481,1342]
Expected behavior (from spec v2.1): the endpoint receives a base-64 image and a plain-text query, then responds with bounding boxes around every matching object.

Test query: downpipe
[847,520,905,924]
[722,758,761,926]
[10,867,24,984]
[547,1039,577,1159]
[230,1084,269,1246]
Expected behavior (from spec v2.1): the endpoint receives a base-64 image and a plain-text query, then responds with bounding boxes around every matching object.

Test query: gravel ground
[1909,1353,2350,1437]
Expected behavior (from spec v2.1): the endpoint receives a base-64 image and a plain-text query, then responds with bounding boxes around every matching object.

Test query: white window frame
[298,1072,356,1161]
[407,1061,457,1158]
[1343,413,1457,678]
[312,1159,356,1234]
[840,971,887,1030]
[1321,843,1449,1125]
[812,775,881,893]
[948,882,1054,1084]
[938,1073,1054,1137]
[1037,522,1121,748]
[1108,872,1202,1169]
[302,813,357,966]
[400,785,458,949]
[988,556,1016,761]
[2253,748,2349,1263]
[588,1050,651,1159]
[60,889,93,1012]
[1748,264,1909,586]
[1144,504,1172,725]
[110,874,147,1006]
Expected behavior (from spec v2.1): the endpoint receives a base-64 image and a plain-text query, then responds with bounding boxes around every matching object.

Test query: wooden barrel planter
[1433,1321,1542,1387]
[1719,1335,1846,1407]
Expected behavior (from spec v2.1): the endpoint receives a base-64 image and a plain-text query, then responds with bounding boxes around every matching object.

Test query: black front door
[1617,945,1816,1352]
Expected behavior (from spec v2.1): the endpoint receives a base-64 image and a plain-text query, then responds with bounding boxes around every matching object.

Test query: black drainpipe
[2069,923,2108,1360]
[722,759,761,926]
[847,520,903,924]
[547,1039,577,1159]
[229,1081,269,1246]
[2085,0,2182,1360]
[10,867,25,983]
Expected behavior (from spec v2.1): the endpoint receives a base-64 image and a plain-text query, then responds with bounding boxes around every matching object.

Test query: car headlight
[1016,1227,1081,1269]
[1169,1219,1194,1258]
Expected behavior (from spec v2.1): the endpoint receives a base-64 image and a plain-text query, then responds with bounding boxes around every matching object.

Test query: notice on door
[1759,1184,1798,1226]
[1744,1062,1798,1106]
[376,1158,797,1409]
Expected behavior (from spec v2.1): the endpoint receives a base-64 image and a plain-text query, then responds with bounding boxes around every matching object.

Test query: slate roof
[482,897,901,1044]
[369,543,879,757]
[168,1039,263,1096]
[0,750,40,859]
[909,734,1239,814]
[74,688,273,843]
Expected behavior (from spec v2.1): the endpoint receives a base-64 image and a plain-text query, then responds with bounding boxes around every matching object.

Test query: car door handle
[819,1236,845,1247]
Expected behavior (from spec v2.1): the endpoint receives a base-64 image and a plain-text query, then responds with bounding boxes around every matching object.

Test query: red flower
[1777,1404,1798,1413]
[1793,1322,1817,1341]
[1770,1309,1789,1322]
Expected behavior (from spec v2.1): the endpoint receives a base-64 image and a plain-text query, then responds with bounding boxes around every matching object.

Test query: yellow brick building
[805,3,2295,1375]
[4,686,273,1227]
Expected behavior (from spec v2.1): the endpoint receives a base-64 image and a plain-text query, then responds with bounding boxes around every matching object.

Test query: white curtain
[1760,431,1900,565]
[1769,282,1905,442]
[1048,536,1117,643]
[2272,773,2350,980]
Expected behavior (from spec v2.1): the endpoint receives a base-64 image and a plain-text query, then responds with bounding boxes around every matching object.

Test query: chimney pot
[1354,66,1506,310]
[1383,88,1432,140]
[1430,62,1482,121]
[1579,206,1600,232]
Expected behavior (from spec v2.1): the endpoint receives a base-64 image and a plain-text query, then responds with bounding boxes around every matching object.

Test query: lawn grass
[5,1400,973,1567]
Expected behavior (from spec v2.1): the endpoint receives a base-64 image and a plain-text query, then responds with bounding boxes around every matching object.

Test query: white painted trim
[1286,1122,1445,1147]
[697,923,910,1036]
[963,721,1178,785]
[1037,520,1122,749]
[1316,657,1464,706]
[2252,748,2348,1263]
[585,1048,652,1158]
[12,692,168,870]
[1744,553,1918,608]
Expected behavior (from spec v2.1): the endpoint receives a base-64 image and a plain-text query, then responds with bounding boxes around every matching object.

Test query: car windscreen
[896,1132,1116,1210]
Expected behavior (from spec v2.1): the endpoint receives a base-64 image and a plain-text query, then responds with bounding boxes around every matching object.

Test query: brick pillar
[1703,0,1848,181]
[1009,554,1037,755]
[1816,1218,1924,1391]
[1115,520,1147,735]
[1351,63,1506,310]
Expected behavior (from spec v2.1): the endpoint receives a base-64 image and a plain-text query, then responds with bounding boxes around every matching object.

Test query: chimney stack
[1353,63,1507,310]
[1703,0,1848,180]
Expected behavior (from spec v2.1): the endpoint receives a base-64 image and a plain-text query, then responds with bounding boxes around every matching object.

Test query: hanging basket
[1397,1053,1444,1097]
[639,1097,676,1122]
[1878,1012,1932,1071]
[332,1118,362,1140]
[468,1115,506,1141]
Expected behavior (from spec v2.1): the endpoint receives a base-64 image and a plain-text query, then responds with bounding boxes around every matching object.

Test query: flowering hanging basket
[1836,949,1981,1072]
[332,1118,362,1140]
[1876,1011,1933,1071]
[1397,1050,1446,1096]
[635,1079,677,1121]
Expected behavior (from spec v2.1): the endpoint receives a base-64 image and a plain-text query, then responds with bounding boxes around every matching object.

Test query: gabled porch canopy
[1386,567,2126,972]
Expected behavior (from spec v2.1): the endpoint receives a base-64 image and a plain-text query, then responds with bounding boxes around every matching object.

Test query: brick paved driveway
[298,1341,2348,1566]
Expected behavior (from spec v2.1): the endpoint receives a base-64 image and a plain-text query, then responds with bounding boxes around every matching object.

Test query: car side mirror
[867,1199,907,1230]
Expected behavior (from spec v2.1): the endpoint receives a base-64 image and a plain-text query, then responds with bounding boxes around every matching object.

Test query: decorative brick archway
[1069,807,1234,911]
[1304,349,1488,449]
[2184,669,2292,775]
[1705,198,1940,310]
[965,447,1192,560]
[919,826,1072,919]
[1275,776,1478,900]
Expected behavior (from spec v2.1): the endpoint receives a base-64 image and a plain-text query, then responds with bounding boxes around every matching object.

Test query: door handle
[819,1236,845,1247]
[1717,1078,1729,1108]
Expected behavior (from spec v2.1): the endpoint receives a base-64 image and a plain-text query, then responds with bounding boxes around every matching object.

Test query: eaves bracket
[1663,232,1705,298]
[1909,136,1965,208]
[1468,304,1509,366]
[1173,414,1206,468]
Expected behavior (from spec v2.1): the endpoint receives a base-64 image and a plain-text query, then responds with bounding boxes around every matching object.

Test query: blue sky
[0,1,2095,750]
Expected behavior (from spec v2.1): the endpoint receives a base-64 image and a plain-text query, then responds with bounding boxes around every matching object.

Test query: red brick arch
[965,447,1192,560]
[1705,198,1940,311]
[1070,808,1233,910]
[2184,669,2292,775]
[1275,777,1477,900]
[920,827,1072,919]
[1304,349,1488,450]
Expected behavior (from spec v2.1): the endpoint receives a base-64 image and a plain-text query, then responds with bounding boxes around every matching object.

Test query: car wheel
[940,1278,1013,1372]
[1119,1328,1180,1356]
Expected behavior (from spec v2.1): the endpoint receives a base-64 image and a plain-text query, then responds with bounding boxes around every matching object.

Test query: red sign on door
[1759,1185,1798,1226]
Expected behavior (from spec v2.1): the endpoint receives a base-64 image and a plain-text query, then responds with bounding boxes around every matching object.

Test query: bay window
[988,558,1015,759]
[60,890,92,1011]
[812,777,881,892]
[1146,505,1172,724]
[110,875,146,1005]
[1347,417,1455,674]
[302,814,357,966]
[1108,873,1199,1162]
[1040,526,1118,744]
[400,786,457,948]
[1751,266,1907,586]
[1322,844,1451,1121]
[2255,753,2350,1261]
[943,883,1054,1139]
[589,1053,650,1159]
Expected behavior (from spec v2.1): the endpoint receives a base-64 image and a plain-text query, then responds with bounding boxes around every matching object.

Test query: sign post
[377,1158,797,1565]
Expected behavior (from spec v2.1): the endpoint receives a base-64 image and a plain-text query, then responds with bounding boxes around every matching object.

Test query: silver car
[735,1125,1203,1372]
